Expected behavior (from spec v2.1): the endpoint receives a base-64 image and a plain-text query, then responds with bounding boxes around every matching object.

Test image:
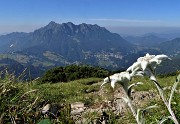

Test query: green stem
[153,80,179,124]
[149,67,179,124]
[122,89,142,124]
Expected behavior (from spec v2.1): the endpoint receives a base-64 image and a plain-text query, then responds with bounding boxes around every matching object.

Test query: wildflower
[101,71,131,90]
[101,53,178,124]
[126,53,171,84]
[128,53,170,72]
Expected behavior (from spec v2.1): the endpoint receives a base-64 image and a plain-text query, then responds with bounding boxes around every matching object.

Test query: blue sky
[1,0,180,35]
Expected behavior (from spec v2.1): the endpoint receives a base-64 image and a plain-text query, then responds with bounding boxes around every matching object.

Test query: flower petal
[126,65,132,72]
[141,60,148,71]
[111,79,116,89]
[145,53,150,57]
[132,61,141,71]
[127,61,141,72]
[154,54,169,61]
[121,72,131,81]
[101,77,110,87]
[137,57,143,62]
[104,77,109,83]
[130,66,141,77]
[149,58,158,64]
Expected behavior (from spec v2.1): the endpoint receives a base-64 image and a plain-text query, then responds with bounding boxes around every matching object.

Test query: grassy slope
[32,78,102,104]
[0,75,179,123]
[32,75,180,103]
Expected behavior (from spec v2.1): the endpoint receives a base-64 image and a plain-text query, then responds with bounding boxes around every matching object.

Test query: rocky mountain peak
[66,22,75,27]
[79,23,101,30]
[47,21,59,28]
[40,21,109,36]
[61,22,76,34]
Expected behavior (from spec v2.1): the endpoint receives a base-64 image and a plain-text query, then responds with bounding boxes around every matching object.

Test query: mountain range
[124,34,168,47]
[0,21,179,78]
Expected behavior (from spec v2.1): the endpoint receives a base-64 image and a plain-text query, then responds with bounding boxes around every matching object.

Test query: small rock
[42,104,51,114]
[71,102,84,109]
[71,108,84,115]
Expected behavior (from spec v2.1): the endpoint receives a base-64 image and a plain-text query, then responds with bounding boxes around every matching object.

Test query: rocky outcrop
[41,85,159,124]
[69,86,158,124]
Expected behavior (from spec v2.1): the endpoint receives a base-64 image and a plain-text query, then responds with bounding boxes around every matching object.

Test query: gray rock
[71,108,84,115]
[42,104,51,114]
[71,102,84,109]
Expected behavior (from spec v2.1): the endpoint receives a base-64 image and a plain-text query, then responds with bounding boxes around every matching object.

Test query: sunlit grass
[1,74,179,123]
[130,75,179,91]
[31,78,102,104]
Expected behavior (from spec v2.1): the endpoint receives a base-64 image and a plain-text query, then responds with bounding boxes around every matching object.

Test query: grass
[130,75,180,91]
[0,74,179,123]
[123,75,180,124]
[32,78,102,104]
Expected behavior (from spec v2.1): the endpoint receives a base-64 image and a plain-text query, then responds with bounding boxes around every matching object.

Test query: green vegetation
[40,65,109,83]
[34,78,102,104]
[0,69,179,123]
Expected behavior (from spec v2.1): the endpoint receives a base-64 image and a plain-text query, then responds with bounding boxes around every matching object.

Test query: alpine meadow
[0,0,180,124]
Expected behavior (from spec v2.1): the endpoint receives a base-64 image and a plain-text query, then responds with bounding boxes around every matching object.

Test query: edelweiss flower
[101,71,131,90]
[127,53,170,82]
[127,53,170,72]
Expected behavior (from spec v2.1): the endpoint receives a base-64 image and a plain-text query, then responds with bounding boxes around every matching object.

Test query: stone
[71,102,84,109]
[71,108,84,115]
[42,104,51,114]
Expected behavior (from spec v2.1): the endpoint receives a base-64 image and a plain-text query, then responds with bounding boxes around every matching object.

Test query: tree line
[40,65,109,83]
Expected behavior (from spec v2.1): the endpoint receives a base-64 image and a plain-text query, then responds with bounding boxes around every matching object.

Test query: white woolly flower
[101,71,131,89]
[127,53,170,72]
[127,53,170,82]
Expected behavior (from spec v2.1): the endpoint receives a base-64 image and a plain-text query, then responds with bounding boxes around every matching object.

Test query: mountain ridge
[158,38,180,58]
[0,22,135,71]
[124,34,168,47]
[0,21,179,78]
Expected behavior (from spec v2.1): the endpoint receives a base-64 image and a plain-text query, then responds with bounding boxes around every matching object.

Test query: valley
[0,22,179,78]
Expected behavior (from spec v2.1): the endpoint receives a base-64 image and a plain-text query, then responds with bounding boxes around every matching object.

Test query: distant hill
[0,32,28,51]
[158,38,180,58]
[157,57,180,74]
[0,58,43,79]
[154,30,180,40]
[124,35,180,74]
[124,34,167,47]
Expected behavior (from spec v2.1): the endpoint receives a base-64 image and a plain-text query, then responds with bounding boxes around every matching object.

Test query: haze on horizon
[1,0,180,36]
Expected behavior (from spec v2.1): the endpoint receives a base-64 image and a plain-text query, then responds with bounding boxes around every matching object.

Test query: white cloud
[85,18,161,23]
[77,18,180,27]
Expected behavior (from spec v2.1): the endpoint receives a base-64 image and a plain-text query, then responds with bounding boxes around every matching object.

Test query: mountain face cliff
[29,21,133,61]
[0,21,137,72]
[1,21,179,77]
